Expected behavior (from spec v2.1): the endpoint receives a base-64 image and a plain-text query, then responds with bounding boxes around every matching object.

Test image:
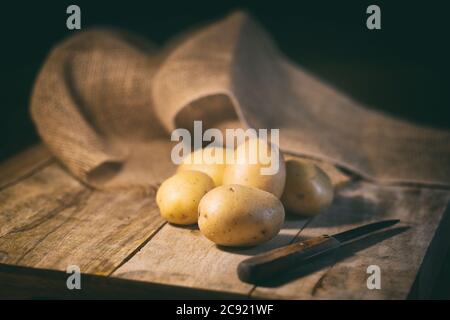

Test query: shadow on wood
[306,182,401,228]
[0,263,249,299]
[216,233,308,256]
[246,226,410,287]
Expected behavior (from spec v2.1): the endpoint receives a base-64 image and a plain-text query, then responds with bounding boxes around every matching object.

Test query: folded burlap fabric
[30,11,450,189]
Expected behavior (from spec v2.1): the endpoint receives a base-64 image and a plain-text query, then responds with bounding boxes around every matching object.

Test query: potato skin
[223,138,286,198]
[198,184,285,247]
[156,170,215,225]
[281,160,334,216]
[177,147,227,187]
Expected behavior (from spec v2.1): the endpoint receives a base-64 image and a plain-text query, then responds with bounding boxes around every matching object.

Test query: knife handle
[237,235,341,283]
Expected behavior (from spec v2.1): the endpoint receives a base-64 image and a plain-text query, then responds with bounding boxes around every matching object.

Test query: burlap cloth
[30,11,450,190]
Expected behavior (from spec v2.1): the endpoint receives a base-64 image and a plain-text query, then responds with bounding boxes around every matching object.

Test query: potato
[198,184,285,246]
[281,160,334,216]
[177,147,227,187]
[156,170,215,225]
[223,137,286,198]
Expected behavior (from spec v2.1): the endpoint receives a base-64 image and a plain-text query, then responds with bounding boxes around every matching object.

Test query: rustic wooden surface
[0,149,166,276]
[0,144,449,299]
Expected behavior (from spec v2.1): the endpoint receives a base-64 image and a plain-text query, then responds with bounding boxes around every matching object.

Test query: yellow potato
[223,137,286,198]
[281,160,334,216]
[198,184,285,246]
[156,170,215,225]
[177,147,227,187]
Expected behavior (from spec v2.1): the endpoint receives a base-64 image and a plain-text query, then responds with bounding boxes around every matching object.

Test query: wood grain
[0,144,52,190]
[251,182,450,299]
[111,155,342,296]
[0,263,248,299]
[237,235,341,284]
[0,157,166,276]
[1,145,449,299]
[112,217,309,296]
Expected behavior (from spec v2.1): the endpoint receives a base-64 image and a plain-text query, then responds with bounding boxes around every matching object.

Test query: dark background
[0,0,449,298]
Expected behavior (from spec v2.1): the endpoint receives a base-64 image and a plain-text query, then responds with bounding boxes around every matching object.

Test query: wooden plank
[0,164,84,240]
[0,263,248,299]
[112,217,308,296]
[111,156,349,296]
[0,162,166,276]
[409,204,450,299]
[1,146,448,299]
[0,144,53,190]
[251,182,450,299]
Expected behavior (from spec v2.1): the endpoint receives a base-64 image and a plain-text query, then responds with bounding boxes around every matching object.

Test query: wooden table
[1,144,449,299]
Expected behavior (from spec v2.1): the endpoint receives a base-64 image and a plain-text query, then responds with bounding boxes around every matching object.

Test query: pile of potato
[156,137,334,247]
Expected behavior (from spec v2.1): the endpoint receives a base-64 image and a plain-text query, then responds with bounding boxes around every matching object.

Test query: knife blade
[333,219,399,243]
[237,219,400,283]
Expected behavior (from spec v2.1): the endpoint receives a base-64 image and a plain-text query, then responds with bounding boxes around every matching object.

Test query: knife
[237,219,400,283]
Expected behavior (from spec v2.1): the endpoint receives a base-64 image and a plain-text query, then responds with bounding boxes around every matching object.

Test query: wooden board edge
[0,263,250,299]
[408,200,450,299]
